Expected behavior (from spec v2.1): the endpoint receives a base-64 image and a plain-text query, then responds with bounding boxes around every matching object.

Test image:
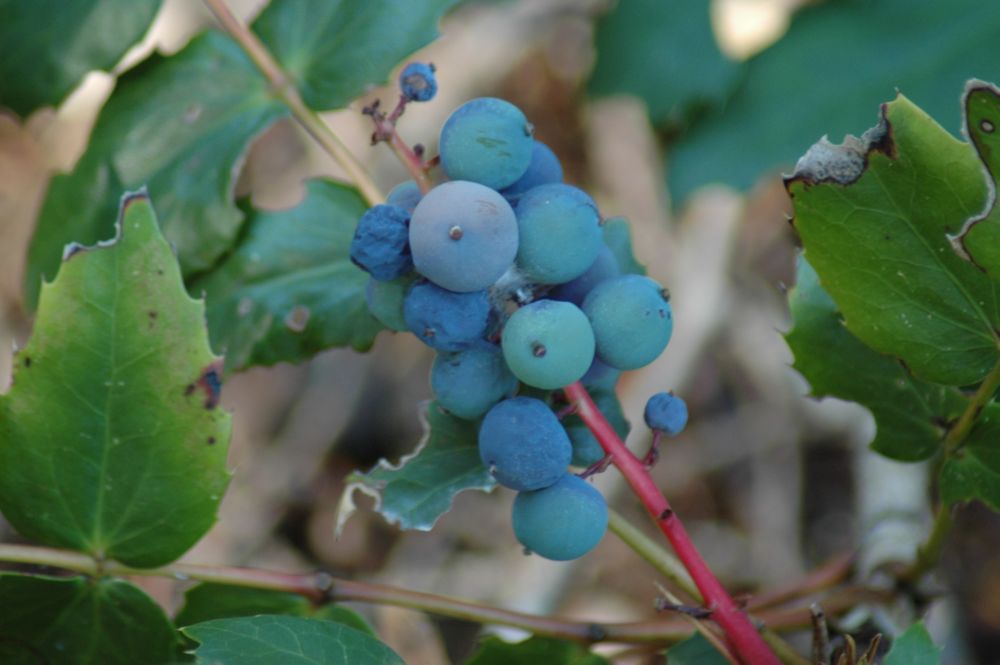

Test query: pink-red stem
[564,381,780,665]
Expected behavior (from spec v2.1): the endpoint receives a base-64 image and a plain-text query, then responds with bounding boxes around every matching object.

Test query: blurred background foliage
[1,0,998,663]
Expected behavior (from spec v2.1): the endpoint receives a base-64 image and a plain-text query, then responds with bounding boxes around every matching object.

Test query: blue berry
[579,357,620,391]
[365,274,415,332]
[399,62,437,102]
[549,244,620,306]
[501,300,595,389]
[403,281,493,351]
[350,204,412,281]
[431,346,518,420]
[440,98,534,189]
[386,180,423,213]
[643,392,688,436]
[583,275,672,370]
[409,181,518,292]
[500,140,564,204]
[478,397,571,491]
[515,184,602,284]
[563,390,629,467]
[512,474,608,560]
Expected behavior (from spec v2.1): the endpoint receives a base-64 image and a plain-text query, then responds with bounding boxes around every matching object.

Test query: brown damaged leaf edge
[782,100,897,202]
[60,188,152,262]
[954,80,1000,265]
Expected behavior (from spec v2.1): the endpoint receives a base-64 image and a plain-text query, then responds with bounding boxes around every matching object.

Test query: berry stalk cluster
[351,64,778,664]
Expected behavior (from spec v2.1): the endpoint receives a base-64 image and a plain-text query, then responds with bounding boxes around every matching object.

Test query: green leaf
[668,0,1000,202]
[786,258,966,461]
[184,615,404,665]
[882,623,940,665]
[0,573,179,665]
[254,0,457,111]
[941,402,1000,510]
[0,0,161,116]
[587,0,739,128]
[26,31,289,307]
[957,82,1000,277]
[785,93,1000,387]
[0,192,231,567]
[664,633,730,665]
[464,636,609,665]
[190,180,382,372]
[339,402,494,531]
[175,583,373,636]
[602,217,645,277]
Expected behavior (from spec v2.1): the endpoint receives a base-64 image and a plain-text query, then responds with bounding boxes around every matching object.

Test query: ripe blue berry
[549,244,620,306]
[409,181,518,292]
[512,474,608,560]
[403,281,493,351]
[386,180,422,213]
[643,392,688,436]
[500,140,564,204]
[501,300,595,389]
[440,98,534,189]
[350,204,412,281]
[583,275,672,370]
[515,184,603,284]
[399,62,437,102]
[431,346,518,420]
[479,397,572,491]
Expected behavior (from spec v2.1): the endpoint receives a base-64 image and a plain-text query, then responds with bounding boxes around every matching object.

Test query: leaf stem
[564,381,781,665]
[898,502,954,584]
[0,542,885,648]
[608,508,699,601]
[943,357,1000,455]
[201,0,384,206]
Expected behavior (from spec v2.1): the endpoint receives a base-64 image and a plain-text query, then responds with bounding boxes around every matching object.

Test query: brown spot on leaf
[23,357,31,368]
[192,361,224,410]
[207,436,216,445]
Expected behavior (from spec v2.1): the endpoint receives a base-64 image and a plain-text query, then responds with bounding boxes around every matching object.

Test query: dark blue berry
[399,62,437,102]
[350,204,412,281]
[479,397,571,491]
[643,392,688,436]
[403,281,493,351]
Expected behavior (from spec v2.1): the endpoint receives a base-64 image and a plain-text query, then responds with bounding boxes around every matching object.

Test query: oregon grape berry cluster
[351,64,686,560]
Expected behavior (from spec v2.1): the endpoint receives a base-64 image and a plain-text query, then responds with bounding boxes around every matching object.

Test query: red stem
[564,382,780,665]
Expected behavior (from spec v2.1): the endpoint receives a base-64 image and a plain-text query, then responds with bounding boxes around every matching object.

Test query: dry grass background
[1,1,998,663]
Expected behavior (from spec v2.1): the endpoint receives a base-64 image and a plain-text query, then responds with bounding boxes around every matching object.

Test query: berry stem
[564,381,781,665]
[202,0,384,205]
[365,100,435,194]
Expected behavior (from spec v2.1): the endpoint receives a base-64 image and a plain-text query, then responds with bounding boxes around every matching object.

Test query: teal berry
[501,299,595,389]
[515,184,603,284]
[512,474,608,561]
[583,275,672,370]
[439,97,534,190]
[431,345,518,420]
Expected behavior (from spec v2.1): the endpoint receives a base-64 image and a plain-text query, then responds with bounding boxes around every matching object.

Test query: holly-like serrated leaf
[940,402,1000,511]
[254,0,457,111]
[190,180,382,372]
[339,403,494,532]
[0,573,180,665]
[0,0,161,116]
[183,615,403,665]
[175,583,374,636]
[786,258,966,461]
[464,636,610,665]
[957,82,1000,278]
[26,31,288,308]
[785,93,1000,387]
[0,193,231,567]
[664,633,730,665]
[882,623,940,665]
[668,0,1000,202]
[588,0,739,129]
[602,217,645,277]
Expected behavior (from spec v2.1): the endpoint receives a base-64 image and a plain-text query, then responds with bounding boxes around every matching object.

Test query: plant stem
[899,502,954,584]
[564,381,781,665]
[943,357,1000,455]
[202,0,384,206]
[608,508,699,601]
